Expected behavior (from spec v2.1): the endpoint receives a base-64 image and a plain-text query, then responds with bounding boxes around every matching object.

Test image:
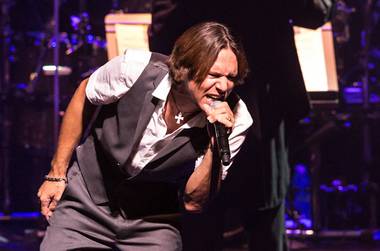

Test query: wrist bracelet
[44,175,68,183]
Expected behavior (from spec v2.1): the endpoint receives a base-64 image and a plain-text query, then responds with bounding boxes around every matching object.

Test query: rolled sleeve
[221,99,253,178]
[86,49,152,105]
[86,55,128,104]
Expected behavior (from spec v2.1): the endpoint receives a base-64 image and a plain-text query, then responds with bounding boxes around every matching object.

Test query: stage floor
[1,217,379,251]
[223,240,380,251]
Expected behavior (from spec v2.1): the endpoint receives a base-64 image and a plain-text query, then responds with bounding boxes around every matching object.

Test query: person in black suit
[149,1,334,250]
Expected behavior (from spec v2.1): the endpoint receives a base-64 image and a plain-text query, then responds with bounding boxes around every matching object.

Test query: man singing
[37,22,252,250]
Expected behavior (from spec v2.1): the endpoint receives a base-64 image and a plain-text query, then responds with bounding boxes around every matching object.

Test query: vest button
[116,162,121,166]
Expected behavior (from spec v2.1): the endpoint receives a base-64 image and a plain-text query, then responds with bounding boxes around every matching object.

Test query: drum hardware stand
[0,0,14,215]
[52,0,61,149]
[292,118,338,233]
[360,0,378,233]
[26,43,49,94]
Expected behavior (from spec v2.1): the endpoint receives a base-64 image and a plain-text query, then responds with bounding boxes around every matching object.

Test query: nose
[215,76,229,94]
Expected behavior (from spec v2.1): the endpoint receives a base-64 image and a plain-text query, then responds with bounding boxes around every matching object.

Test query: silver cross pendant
[174,112,184,124]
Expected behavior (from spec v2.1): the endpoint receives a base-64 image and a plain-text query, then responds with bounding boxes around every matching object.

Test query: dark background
[0,0,380,231]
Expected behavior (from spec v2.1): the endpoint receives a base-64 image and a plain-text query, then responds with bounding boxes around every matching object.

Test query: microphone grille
[211,100,222,109]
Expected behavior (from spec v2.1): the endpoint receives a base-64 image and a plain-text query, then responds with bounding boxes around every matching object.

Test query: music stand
[104,13,151,59]
[293,22,340,234]
[294,22,339,109]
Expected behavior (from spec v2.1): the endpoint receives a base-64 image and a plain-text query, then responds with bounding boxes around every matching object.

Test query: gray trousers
[40,162,182,250]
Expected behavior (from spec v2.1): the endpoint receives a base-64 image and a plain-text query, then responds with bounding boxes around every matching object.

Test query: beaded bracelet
[44,175,68,184]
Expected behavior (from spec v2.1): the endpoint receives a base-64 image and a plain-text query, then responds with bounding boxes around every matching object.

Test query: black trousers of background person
[177,121,289,251]
[244,203,287,251]
[221,121,290,251]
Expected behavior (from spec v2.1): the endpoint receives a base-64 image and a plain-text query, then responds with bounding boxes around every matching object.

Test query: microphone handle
[213,122,231,165]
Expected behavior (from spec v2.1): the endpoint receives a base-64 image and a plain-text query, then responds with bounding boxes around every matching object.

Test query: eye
[227,75,238,82]
[208,73,220,79]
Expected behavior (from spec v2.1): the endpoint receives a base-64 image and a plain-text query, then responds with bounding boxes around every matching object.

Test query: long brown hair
[168,22,249,86]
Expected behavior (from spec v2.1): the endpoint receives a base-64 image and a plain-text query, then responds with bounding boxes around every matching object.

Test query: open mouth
[206,94,224,102]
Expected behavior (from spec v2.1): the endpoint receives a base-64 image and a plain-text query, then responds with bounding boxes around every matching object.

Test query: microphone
[211,101,231,165]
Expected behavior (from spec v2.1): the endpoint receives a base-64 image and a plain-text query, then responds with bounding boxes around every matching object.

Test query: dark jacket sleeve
[288,0,335,29]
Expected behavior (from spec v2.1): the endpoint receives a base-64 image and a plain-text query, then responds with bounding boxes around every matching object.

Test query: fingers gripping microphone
[211,101,231,165]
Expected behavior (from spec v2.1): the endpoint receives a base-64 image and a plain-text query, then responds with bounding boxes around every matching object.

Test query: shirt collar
[152,74,207,128]
[152,73,171,101]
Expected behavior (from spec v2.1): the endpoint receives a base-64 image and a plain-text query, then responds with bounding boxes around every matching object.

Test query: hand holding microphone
[203,100,234,165]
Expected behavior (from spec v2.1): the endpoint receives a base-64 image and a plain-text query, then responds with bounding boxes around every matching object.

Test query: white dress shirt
[86,49,253,179]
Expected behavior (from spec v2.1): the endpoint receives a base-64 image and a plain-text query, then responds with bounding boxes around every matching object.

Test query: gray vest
[75,52,211,205]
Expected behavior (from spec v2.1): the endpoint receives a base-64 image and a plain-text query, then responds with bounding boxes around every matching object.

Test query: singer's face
[187,48,238,112]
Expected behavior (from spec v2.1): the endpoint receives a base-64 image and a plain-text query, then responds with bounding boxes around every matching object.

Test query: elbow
[183,193,206,213]
[184,201,204,213]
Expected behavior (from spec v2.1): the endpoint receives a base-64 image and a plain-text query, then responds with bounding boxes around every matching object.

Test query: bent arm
[49,78,92,176]
[183,101,233,212]
[183,99,253,212]
[183,142,221,212]
[37,78,95,219]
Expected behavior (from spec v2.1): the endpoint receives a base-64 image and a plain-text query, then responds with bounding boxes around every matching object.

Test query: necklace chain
[170,91,195,124]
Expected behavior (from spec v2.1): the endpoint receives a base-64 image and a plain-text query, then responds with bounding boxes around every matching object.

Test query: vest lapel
[130,56,171,154]
[118,66,168,165]
[150,133,190,162]
[130,90,157,151]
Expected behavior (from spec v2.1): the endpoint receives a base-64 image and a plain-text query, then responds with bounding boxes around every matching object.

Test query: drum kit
[1,3,107,146]
[0,0,154,213]
[285,0,380,233]
[0,0,109,212]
